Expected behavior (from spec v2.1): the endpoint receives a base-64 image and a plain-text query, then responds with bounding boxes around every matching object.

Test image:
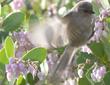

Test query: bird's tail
[47,45,78,85]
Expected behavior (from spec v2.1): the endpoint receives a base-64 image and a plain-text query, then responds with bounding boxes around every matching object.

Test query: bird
[47,1,95,84]
[27,1,95,85]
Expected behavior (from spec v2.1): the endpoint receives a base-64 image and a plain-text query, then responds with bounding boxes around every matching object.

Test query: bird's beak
[89,10,95,14]
[91,11,95,14]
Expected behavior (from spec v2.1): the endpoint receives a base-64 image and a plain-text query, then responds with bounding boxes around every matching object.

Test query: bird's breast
[66,15,93,47]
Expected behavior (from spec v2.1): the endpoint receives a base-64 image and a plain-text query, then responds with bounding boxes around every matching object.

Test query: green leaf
[26,73,34,85]
[106,17,110,23]
[23,48,47,63]
[33,75,39,83]
[103,71,110,85]
[5,0,13,4]
[88,42,108,62]
[86,67,95,85]
[5,36,15,58]
[92,1,100,15]
[1,0,13,7]
[2,12,24,32]
[94,82,105,85]
[78,76,91,85]
[1,5,11,17]
[0,62,5,74]
[0,48,9,64]
[32,0,42,18]
[0,62,6,85]
[0,31,8,43]
[65,0,76,9]
[77,52,94,64]
[102,38,110,62]
[55,46,65,55]
[16,75,26,85]
[29,14,39,25]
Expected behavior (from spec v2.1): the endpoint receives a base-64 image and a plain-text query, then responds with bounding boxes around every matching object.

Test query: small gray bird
[27,1,95,85]
[47,1,95,84]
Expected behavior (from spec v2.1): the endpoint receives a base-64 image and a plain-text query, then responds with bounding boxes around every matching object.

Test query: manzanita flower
[77,64,85,78]
[91,66,106,82]
[28,64,37,77]
[78,68,84,78]
[6,58,37,81]
[90,8,110,42]
[6,72,13,81]
[90,20,105,42]
[10,0,25,11]
[64,78,77,85]
[37,60,49,80]
[6,58,26,81]
[95,21,104,29]
[81,45,92,54]
[47,51,58,71]
[100,9,110,19]
[91,28,104,42]
[13,31,34,58]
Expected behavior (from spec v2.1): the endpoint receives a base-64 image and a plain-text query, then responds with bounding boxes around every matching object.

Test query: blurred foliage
[0,0,110,85]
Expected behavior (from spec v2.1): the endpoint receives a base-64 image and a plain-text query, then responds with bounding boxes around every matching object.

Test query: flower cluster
[90,9,110,42]
[100,9,110,19]
[6,58,37,81]
[91,66,106,82]
[12,31,34,58]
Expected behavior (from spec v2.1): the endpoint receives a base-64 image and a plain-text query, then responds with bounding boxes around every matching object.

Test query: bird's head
[76,1,94,15]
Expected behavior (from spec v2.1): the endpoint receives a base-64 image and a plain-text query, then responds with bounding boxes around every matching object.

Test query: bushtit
[47,1,95,84]
[27,1,95,84]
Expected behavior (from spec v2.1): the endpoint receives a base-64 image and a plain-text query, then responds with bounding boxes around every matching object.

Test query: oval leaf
[77,52,94,64]
[26,73,34,85]
[78,76,91,85]
[0,31,8,43]
[16,75,26,85]
[23,48,47,63]
[0,48,9,64]
[5,36,15,58]
[88,42,104,57]
[2,12,24,32]
[103,71,110,85]
[88,42,108,62]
